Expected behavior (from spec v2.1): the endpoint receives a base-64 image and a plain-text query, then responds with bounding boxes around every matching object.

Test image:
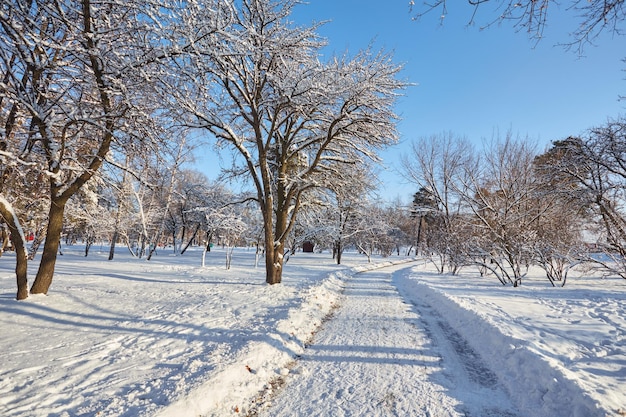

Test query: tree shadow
[0,282,300,417]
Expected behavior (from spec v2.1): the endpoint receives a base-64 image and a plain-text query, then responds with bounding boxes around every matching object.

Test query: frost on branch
[0,0,179,294]
[167,0,407,284]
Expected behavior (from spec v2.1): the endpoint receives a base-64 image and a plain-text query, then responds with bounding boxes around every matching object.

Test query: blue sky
[196,1,625,202]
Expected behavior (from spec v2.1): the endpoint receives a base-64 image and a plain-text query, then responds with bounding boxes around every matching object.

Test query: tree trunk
[30,201,66,295]
[0,226,9,255]
[147,240,158,260]
[225,245,233,270]
[139,234,146,258]
[180,224,200,255]
[178,224,186,254]
[265,241,284,284]
[84,235,94,257]
[0,198,29,300]
[336,240,343,265]
[264,202,288,284]
[13,229,28,300]
[109,201,124,260]
[255,242,261,268]
[415,215,424,256]
[108,230,118,260]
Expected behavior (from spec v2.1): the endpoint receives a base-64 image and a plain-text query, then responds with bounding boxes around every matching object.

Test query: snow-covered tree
[532,139,588,285]
[307,163,376,264]
[0,0,173,295]
[353,201,395,262]
[459,134,544,286]
[168,170,215,255]
[402,133,472,273]
[64,178,113,256]
[169,0,406,284]
[540,119,626,280]
[188,184,251,269]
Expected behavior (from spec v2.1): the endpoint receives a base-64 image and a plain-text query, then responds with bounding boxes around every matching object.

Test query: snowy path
[2,250,617,416]
[253,264,519,417]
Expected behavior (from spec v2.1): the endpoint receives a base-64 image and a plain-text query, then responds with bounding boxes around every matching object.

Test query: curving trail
[253,264,519,417]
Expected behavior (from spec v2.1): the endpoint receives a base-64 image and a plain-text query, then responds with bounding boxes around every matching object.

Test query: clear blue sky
[196,1,625,202]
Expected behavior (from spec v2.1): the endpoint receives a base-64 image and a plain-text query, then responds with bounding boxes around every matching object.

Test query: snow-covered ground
[395,266,626,417]
[0,246,624,416]
[254,263,520,417]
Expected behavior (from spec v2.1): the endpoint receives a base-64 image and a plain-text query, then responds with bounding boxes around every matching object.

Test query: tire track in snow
[395,269,605,417]
[252,263,519,417]
[403,285,519,417]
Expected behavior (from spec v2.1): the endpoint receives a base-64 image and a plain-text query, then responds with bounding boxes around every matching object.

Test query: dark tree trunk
[147,228,162,260]
[30,201,66,295]
[0,200,29,300]
[108,230,118,260]
[336,240,343,265]
[415,215,424,256]
[147,242,157,260]
[203,230,215,252]
[139,234,146,258]
[180,224,200,255]
[13,230,28,300]
[84,235,94,257]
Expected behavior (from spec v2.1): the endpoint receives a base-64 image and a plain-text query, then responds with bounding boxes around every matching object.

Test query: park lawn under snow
[0,245,624,416]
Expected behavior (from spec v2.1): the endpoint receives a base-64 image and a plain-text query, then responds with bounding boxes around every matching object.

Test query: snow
[398,266,626,417]
[0,247,624,416]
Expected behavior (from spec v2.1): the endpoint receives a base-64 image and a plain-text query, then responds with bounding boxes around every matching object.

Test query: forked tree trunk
[30,201,66,295]
[0,198,28,300]
[180,224,200,255]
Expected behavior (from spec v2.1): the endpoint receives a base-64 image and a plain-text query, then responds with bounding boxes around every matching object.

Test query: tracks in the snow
[251,263,520,417]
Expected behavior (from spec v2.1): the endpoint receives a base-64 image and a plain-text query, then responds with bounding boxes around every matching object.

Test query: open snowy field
[0,245,624,416]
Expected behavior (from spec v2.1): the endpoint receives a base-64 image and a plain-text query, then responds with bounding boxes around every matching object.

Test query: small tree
[532,138,588,285]
[459,134,542,286]
[64,180,113,257]
[402,133,472,272]
[410,187,438,256]
[318,164,375,264]
[542,119,626,279]
[353,201,395,262]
